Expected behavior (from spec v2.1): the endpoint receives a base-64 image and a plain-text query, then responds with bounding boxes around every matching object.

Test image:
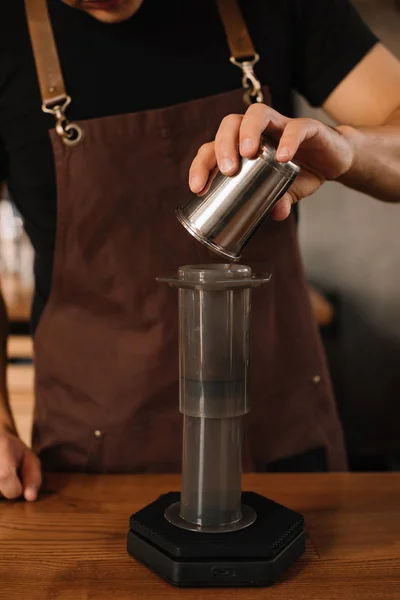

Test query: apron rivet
[94,430,102,438]
[312,375,321,384]
[49,86,55,93]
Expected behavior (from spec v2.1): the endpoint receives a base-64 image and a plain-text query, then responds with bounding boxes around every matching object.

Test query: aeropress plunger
[127,141,305,587]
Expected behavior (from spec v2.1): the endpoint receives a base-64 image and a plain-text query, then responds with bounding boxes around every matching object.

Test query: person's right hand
[0,430,42,501]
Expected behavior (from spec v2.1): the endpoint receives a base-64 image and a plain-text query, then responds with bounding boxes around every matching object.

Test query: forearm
[0,290,15,435]
[337,107,400,202]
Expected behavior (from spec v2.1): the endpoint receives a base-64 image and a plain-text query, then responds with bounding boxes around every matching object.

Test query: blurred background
[0,0,399,470]
[299,0,400,471]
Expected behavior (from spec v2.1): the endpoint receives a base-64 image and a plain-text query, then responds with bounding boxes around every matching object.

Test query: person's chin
[85,7,134,23]
[76,0,140,23]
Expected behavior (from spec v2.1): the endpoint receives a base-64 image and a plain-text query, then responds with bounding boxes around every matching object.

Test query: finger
[271,194,293,221]
[214,113,243,174]
[21,451,42,502]
[239,104,289,157]
[189,142,217,193]
[0,446,23,499]
[276,118,320,162]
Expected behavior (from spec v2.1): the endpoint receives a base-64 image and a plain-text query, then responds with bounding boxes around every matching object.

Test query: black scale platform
[127,492,305,587]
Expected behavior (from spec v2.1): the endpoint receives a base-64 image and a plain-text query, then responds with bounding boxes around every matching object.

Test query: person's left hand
[189,103,355,221]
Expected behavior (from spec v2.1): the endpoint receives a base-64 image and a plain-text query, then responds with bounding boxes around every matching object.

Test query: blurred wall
[298,0,400,460]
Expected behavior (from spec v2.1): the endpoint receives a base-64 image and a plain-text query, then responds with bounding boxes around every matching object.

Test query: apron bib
[25,0,347,472]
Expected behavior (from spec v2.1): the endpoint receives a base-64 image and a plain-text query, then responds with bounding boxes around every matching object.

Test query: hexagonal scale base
[127,492,305,587]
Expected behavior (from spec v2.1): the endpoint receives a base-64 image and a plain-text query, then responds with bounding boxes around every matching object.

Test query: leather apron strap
[25,0,66,107]
[216,0,263,104]
[216,0,256,59]
[24,0,84,146]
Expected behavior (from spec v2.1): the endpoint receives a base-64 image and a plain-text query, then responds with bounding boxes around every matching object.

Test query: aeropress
[127,138,306,587]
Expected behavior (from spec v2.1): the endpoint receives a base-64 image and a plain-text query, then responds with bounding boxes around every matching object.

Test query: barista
[0,0,400,501]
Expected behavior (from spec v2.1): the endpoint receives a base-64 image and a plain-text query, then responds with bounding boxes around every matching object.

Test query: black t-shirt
[0,0,377,332]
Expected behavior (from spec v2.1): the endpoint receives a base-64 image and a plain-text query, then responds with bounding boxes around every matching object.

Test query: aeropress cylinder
[160,264,270,533]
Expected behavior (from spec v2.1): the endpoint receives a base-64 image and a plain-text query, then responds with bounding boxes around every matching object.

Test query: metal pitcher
[176,137,300,260]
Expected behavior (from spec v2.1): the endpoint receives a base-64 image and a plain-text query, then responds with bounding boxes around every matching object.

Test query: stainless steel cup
[177,137,300,260]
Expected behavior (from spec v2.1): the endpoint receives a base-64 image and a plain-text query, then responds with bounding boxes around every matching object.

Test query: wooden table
[0,474,399,599]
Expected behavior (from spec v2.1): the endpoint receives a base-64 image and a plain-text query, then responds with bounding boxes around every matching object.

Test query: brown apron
[25,0,347,473]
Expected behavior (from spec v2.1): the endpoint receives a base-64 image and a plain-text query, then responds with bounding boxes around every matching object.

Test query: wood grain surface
[0,473,399,599]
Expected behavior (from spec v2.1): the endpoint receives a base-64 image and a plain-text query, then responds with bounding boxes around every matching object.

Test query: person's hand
[0,429,42,501]
[189,103,355,221]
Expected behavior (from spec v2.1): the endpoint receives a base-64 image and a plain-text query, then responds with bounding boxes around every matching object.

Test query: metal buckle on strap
[42,95,84,147]
[230,54,264,106]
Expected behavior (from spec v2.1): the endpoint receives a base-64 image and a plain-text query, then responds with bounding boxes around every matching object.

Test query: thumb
[271,194,293,221]
[21,451,42,502]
